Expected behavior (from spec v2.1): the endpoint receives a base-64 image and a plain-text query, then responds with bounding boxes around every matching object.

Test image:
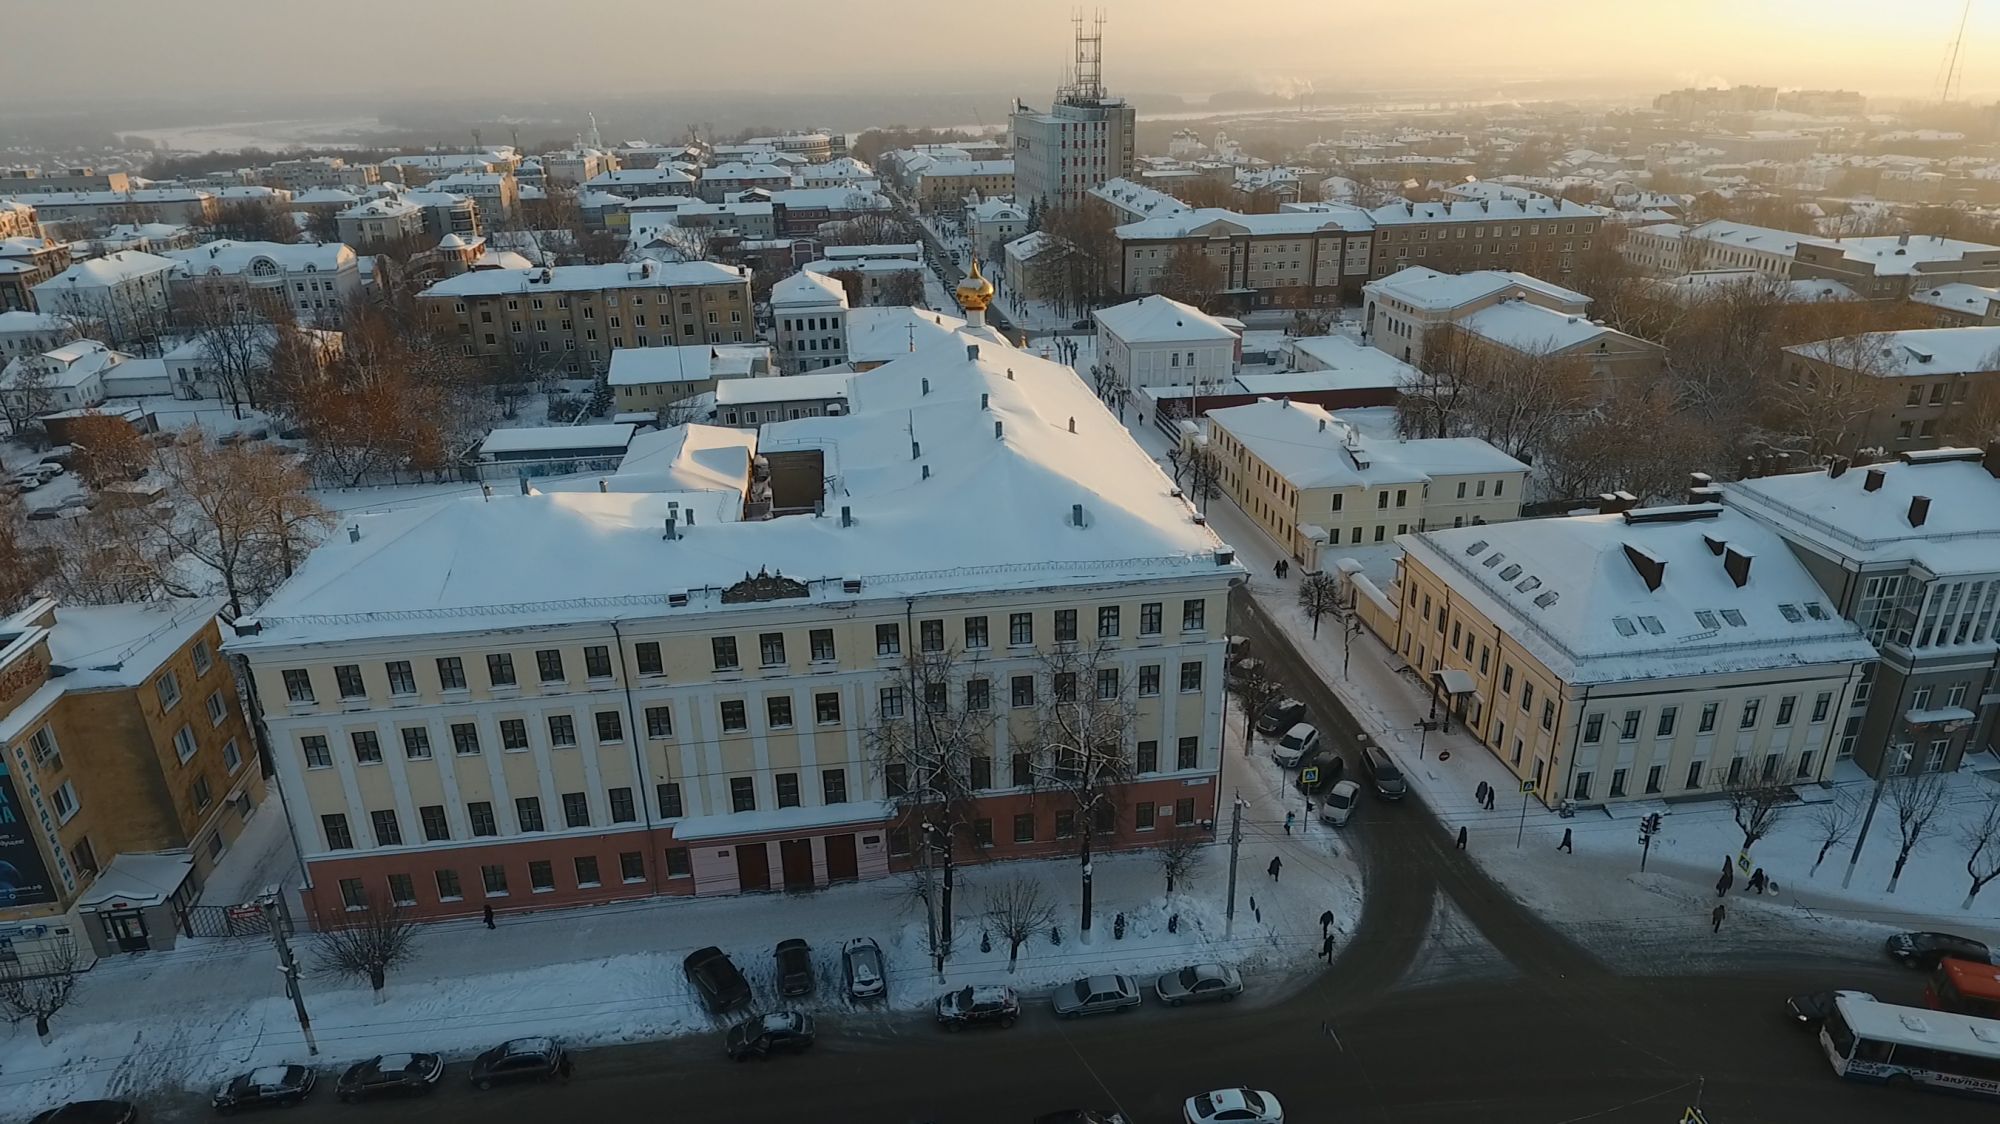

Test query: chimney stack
[662,515,678,540]
[1723,545,1753,588]
[922,464,931,480]
[994,420,1004,439]
[911,440,921,460]
[1071,502,1084,526]
[519,475,531,495]
[1622,542,1666,591]
[1827,456,1849,479]
[1984,440,2000,479]
[966,344,979,361]
[1068,416,1076,433]
[1864,467,1886,492]
[840,505,853,528]
[921,377,930,395]
[347,524,360,543]
[598,478,608,493]
[1908,494,1931,527]
[1702,533,1726,556]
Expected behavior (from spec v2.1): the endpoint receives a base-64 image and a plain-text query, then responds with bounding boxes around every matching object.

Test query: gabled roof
[1093,295,1239,344]
[33,250,175,289]
[1205,398,1524,489]
[1364,266,1588,312]
[771,269,847,309]
[602,423,757,494]
[1724,451,2000,576]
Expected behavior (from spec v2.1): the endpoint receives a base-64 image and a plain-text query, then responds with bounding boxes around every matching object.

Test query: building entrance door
[734,843,770,892]
[779,839,815,891]
[100,910,150,953]
[823,833,858,883]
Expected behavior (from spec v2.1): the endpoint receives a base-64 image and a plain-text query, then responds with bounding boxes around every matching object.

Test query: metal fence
[184,897,291,940]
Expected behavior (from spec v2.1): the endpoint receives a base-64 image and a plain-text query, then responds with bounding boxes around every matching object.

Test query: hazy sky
[4,0,1991,103]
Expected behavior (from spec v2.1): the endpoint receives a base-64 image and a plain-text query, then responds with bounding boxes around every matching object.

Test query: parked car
[1786,990,1875,1027]
[12,472,45,492]
[334,1053,445,1102]
[936,984,1019,1030]
[1293,752,1344,794]
[26,505,59,520]
[469,1036,564,1089]
[1272,723,1320,768]
[1254,698,1306,736]
[31,1101,138,1124]
[1360,745,1406,800]
[37,449,73,469]
[1182,1088,1283,1123]
[213,1064,317,1113]
[842,936,886,1000]
[1318,780,1363,827]
[31,462,64,479]
[1885,931,1993,970]
[1034,1112,1127,1124]
[724,1011,817,1061]
[1052,974,1142,1019]
[683,946,753,1014]
[58,494,92,511]
[1154,963,1243,1007]
[1071,319,1092,330]
[773,938,815,997]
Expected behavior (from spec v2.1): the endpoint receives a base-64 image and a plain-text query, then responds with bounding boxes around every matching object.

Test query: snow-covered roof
[714,370,851,405]
[1456,300,1632,354]
[479,423,636,457]
[1364,266,1588,312]
[1645,269,1859,303]
[732,186,889,212]
[1206,398,1524,490]
[1,339,127,390]
[34,250,175,289]
[233,330,1236,649]
[1398,507,1875,685]
[1280,335,1420,388]
[41,597,223,689]
[1784,326,2000,378]
[603,424,757,495]
[607,345,733,387]
[1911,282,2000,316]
[1116,205,1372,240]
[584,168,694,189]
[968,198,1026,222]
[1,189,210,207]
[423,259,747,298]
[1366,194,1598,226]
[701,163,792,181]
[162,239,354,277]
[803,257,922,277]
[771,270,847,309]
[1093,295,1239,344]
[338,196,421,219]
[1796,232,2000,276]
[0,310,64,335]
[291,188,360,205]
[74,851,195,909]
[844,307,966,365]
[1724,450,2000,576]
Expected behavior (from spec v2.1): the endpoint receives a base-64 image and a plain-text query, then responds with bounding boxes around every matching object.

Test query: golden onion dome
[956,256,995,311]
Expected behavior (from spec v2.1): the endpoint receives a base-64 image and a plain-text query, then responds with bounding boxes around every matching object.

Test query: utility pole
[263,897,317,1056]
[1223,792,1244,938]
[1516,781,1531,848]
[1844,745,1903,889]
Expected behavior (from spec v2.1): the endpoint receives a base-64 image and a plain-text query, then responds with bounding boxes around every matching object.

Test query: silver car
[842,936,886,1000]
[1051,973,1142,1019]
[1154,963,1243,1007]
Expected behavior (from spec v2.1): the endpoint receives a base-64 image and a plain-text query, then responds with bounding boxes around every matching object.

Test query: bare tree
[197,200,300,244]
[1155,827,1205,895]
[1960,803,2000,909]
[1024,643,1136,937]
[1724,773,1794,853]
[67,412,152,486]
[982,876,1057,972]
[0,937,83,1041]
[1774,333,1896,459]
[314,899,421,993]
[1224,656,1283,746]
[1163,442,1222,513]
[34,503,178,606]
[1885,770,1950,894]
[171,278,291,418]
[1804,791,1862,877]
[876,269,927,309]
[1154,244,1225,311]
[138,433,331,615]
[0,494,54,613]
[1298,572,1341,640]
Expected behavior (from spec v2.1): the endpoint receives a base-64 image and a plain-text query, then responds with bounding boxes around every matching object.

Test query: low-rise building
[1781,326,2000,453]
[1093,295,1239,394]
[162,240,361,326]
[1792,232,2000,300]
[713,369,852,426]
[699,163,794,203]
[1390,502,1875,809]
[0,597,263,962]
[967,198,1027,260]
[583,167,694,200]
[0,310,72,363]
[0,339,131,414]
[0,199,43,240]
[429,172,520,219]
[30,251,175,351]
[1208,398,1527,566]
[1911,282,2000,327]
[1362,267,1591,366]
[0,236,69,312]
[477,423,636,478]
[802,256,925,307]
[336,197,427,248]
[607,343,769,413]
[906,158,1015,212]
[771,269,966,372]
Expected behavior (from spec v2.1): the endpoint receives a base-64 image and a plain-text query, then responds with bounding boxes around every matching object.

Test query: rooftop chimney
[1908,494,1931,527]
[994,420,1004,440]
[1622,542,1666,592]
[966,345,979,361]
[1723,545,1753,588]
[1071,502,1085,526]
[597,478,608,493]
[1068,416,1076,433]
[662,515,678,540]
[1702,533,1726,556]
[347,524,360,543]
[921,377,930,395]
[840,505,853,528]
[922,464,931,480]
[911,440,921,460]
[1597,491,1637,515]
[1827,456,1849,479]
[1985,440,2000,479]
[1864,467,1886,492]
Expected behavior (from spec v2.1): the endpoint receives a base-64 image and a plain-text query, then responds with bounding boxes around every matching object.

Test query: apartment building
[802,257,924,307]
[1391,503,1874,809]
[543,147,615,187]
[30,251,175,350]
[3,189,218,231]
[1791,232,2000,300]
[0,200,40,240]
[335,197,427,248]
[265,157,381,193]
[0,236,69,312]
[771,269,967,373]
[163,240,362,326]
[383,152,514,187]
[1114,206,1375,309]
[0,310,72,363]
[1364,194,1604,281]
[421,259,754,377]
[1207,398,1526,566]
[1011,91,1137,209]
[430,172,521,218]
[905,158,1015,213]
[1093,294,1239,393]
[1363,267,1588,364]
[582,168,694,200]
[226,333,1239,923]
[698,164,793,203]
[0,597,264,963]
[1912,283,2000,327]
[0,168,132,194]
[1781,326,2000,453]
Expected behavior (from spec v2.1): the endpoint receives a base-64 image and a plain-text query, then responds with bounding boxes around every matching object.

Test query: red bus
[1928,957,2000,1020]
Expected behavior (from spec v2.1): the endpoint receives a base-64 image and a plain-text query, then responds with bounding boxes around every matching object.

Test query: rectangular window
[1698,703,1718,733]
[28,726,61,770]
[562,791,591,828]
[606,786,636,823]
[436,657,467,691]
[758,633,786,667]
[878,686,904,719]
[1182,599,1206,631]
[1739,699,1761,729]
[1136,802,1156,830]
[340,878,367,910]
[487,653,516,687]
[1657,707,1678,738]
[401,726,433,759]
[190,775,213,811]
[1775,696,1796,727]
[761,695,791,728]
[573,856,600,887]
[813,692,841,724]
[1572,772,1591,801]
[1178,736,1199,770]
[1013,813,1036,843]
[1012,753,1032,786]
[1096,667,1120,700]
[282,669,315,703]
[1540,700,1554,732]
[482,865,509,895]
[155,670,182,710]
[173,725,198,762]
[435,868,463,900]
[964,616,989,649]
[664,847,691,877]
[1620,709,1640,740]
[351,730,382,764]
[1009,613,1033,646]
[875,623,901,656]
[1175,797,1196,824]
[967,678,991,711]
[644,705,674,738]
[1137,740,1159,773]
[386,660,416,695]
[498,719,527,750]
[547,714,577,747]
[371,809,402,847]
[515,797,545,832]
[222,738,242,772]
[192,640,213,675]
[1055,609,1078,642]
[1180,661,1203,692]
[730,776,756,812]
[1055,812,1075,839]
[1011,676,1035,708]
[1098,606,1121,639]
[1138,665,1161,696]
[468,801,497,837]
[578,645,611,679]
[620,852,646,882]
[919,619,944,652]
[323,813,353,850]
[635,642,664,676]
[657,783,684,818]
[1140,602,1163,636]
[1685,760,1705,790]
[809,629,835,662]
[776,773,801,808]
[721,700,749,731]
[536,649,565,682]
[334,664,365,699]
[1582,714,1602,743]
[529,861,555,892]
[595,710,624,742]
[420,805,449,841]
[1055,672,1076,702]
[822,768,848,804]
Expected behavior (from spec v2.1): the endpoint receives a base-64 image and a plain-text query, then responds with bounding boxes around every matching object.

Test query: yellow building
[0,597,265,964]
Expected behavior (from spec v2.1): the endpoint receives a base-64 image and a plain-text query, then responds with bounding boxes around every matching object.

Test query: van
[1272,723,1320,767]
[1361,745,1406,800]
[1318,780,1362,826]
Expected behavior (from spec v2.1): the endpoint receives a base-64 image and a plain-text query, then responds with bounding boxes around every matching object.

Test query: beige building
[226,331,1240,925]
[1388,503,1874,809]
[1206,398,1528,567]
[1782,326,2000,453]
[606,343,769,412]
[1114,206,1376,310]
[0,200,40,240]
[422,259,754,377]
[1364,194,1604,280]
[0,598,265,964]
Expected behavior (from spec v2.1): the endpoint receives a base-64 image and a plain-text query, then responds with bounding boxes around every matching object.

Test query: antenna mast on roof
[1060,8,1107,105]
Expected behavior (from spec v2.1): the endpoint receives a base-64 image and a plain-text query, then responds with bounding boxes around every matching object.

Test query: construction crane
[1935,0,1974,104]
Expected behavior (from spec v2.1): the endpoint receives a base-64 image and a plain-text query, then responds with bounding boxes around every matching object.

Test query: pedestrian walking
[1711,903,1726,933]
[1320,933,1336,962]
[1715,869,1733,897]
[1557,827,1573,853]
[1750,867,1767,895]
[1268,856,1283,881]
[1484,788,1496,811]
[557,1052,573,1084]
[1284,811,1296,835]
[483,904,495,930]
[1456,825,1468,850]
[1274,560,1284,579]
[1319,909,1335,937]
[1476,780,1489,805]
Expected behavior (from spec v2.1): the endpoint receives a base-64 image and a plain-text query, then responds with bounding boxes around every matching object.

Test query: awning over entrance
[75,851,194,910]
[1431,668,1477,697]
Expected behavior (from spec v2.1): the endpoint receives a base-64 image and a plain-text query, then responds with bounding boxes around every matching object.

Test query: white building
[607,344,769,415]
[1361,267,1590,366]
[801,257,924,308]
[967,198,1028,259]
[771,271,852,372]
[1093,295,1239,394]
[30,251,175,348]
[0,339,130,414]
[0,310,73,364]
[583,167,695,199]
[336,197,426,247]
[162,240,362,325]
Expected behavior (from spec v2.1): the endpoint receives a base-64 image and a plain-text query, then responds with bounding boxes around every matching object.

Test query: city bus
[1928,958,2000,1020]
[1821,993,2000,1098]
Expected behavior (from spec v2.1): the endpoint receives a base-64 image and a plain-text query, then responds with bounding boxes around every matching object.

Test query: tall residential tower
[1010,13,1136,209]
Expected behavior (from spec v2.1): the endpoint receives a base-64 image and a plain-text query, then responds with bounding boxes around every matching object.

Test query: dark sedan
[684,946,753,1014]
[725,1012,817,1061]
[1786,989,1875,1026]
[469,1037,564,1089]
[1253,697,1307,736]
[213,1064,317,1112]
[30,1103,136,1124]
[334,1053,444,1102]
[1884,931,1993,970]
[774,938,815,998]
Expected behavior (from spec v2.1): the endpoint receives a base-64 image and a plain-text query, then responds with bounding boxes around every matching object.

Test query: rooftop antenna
[1060,8,1107,105]
[1937,0,1974,103]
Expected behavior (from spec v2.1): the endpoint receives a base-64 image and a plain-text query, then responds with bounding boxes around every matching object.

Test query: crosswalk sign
[1301,766,1321,786]
[1519,780,1535,793]
[1681,1109,1708,1124]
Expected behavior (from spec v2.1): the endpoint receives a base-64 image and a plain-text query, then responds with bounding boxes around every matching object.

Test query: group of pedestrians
[1711,858,1773,932]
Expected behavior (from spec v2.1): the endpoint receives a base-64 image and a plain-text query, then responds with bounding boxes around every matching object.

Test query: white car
[1271,723,1319,767]
[1317,780,1361,827]
[1183,1087,1283,1123]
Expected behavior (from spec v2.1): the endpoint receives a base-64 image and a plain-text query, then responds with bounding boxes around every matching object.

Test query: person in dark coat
[1456,825,1468,850]
[1267,856,1283,881]
[1319,909,1335,937]
[1750,867,1768,894]
[1320,933,1336,961]
[1557,827,1573,853]
[1485,787,1496,811]
[1716,869,1734,897]
[483,904,495,930]
[1476,781,1490,805]
[1711,903,1726,933]
[1284,811,1295,835]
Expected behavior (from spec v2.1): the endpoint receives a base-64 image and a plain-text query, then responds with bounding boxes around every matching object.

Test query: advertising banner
[0,756,57,907]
